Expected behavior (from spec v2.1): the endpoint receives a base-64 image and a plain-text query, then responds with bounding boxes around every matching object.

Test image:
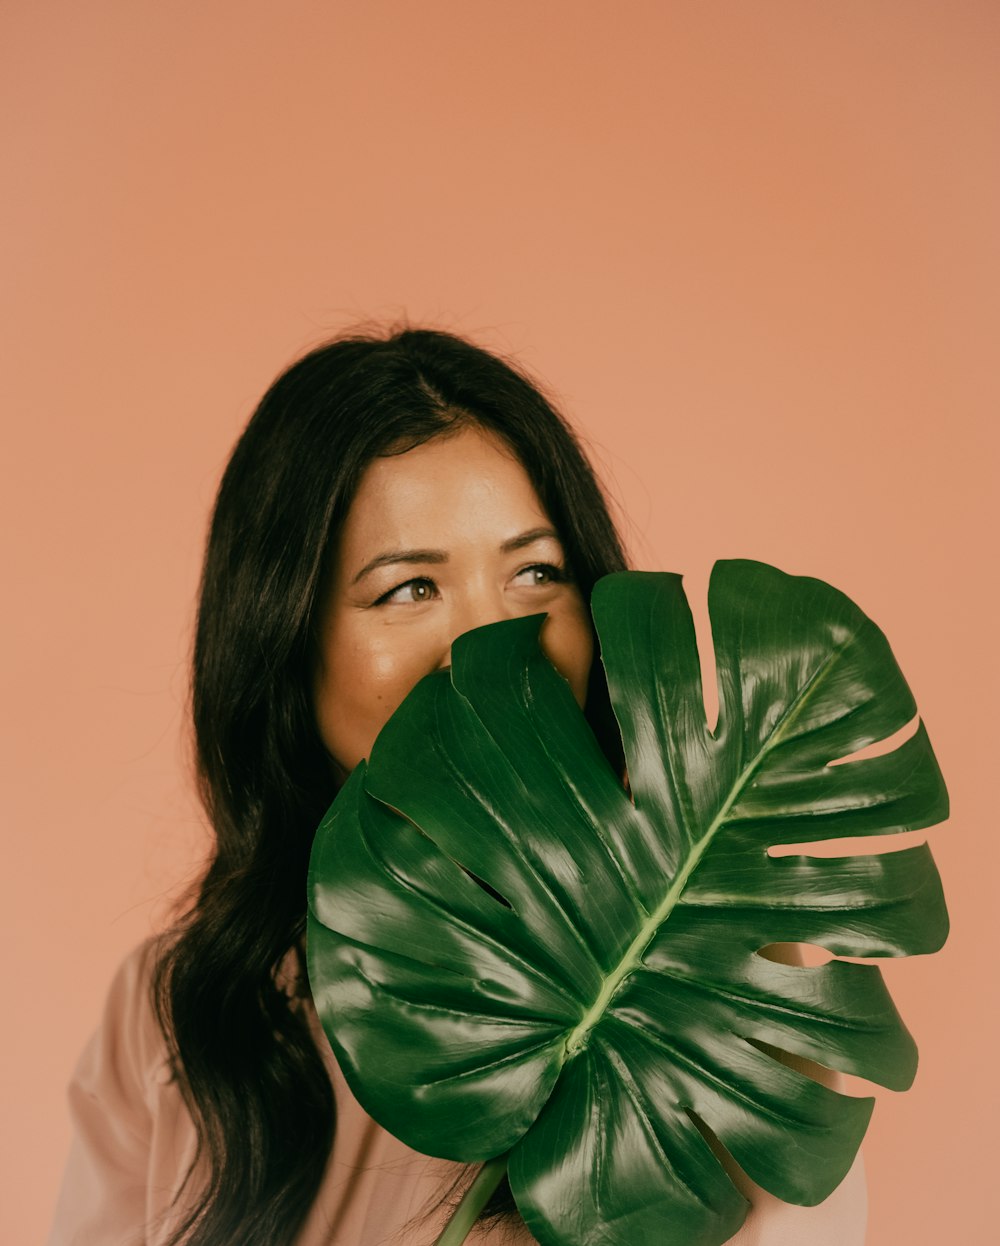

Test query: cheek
[314,628,431,772]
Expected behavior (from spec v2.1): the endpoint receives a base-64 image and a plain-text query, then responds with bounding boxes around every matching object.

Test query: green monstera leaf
[307,561,948,1246]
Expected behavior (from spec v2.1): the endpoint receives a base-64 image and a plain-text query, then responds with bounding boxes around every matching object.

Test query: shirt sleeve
[46,941,166,1246]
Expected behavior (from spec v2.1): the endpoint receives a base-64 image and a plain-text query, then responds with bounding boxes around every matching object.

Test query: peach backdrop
[3,2,996,1242]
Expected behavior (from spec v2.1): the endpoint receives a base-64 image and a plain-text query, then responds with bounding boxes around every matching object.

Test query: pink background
[3,3,996,1242]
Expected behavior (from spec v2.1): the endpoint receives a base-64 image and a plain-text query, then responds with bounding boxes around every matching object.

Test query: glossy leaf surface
[307,561,948,1246]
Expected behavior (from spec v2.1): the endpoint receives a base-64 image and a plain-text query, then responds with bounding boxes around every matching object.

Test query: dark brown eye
[376,577,438,605]
[514,563,566,588]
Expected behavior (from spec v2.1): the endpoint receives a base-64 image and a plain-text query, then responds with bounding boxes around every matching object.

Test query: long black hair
[153,326,629,1244]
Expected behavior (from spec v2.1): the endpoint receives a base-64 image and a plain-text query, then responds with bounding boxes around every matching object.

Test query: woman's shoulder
[102,934,162,1000]
[47,937,186,1246]
[731,1153,867,1246]
[70,936,174,1113]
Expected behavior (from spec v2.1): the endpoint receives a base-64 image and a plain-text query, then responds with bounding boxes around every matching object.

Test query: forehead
[340,426,551,548]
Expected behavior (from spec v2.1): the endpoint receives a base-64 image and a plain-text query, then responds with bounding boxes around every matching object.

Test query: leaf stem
[434,1153,511,1246]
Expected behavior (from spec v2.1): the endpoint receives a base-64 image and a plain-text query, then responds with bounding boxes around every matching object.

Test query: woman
[49,327,866,1245]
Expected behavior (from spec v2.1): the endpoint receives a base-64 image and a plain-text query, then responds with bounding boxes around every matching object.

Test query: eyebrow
[350,526,562,586]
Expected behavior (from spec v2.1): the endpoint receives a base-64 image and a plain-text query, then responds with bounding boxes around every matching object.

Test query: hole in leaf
[744,1036,882,1098]
[683,1108,754,1196]
[375,797,515,910]
[756,942,831,967]
[461,867,513,910]
[685,564,720,736]
[745,1035,834,1084]
[827,713,920,766]
[767,828,928,859]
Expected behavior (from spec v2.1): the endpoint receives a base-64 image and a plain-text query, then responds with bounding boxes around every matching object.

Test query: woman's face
[314,425,594,777]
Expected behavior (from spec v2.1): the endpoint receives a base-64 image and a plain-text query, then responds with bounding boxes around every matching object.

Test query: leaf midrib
[563,633,855,1059]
